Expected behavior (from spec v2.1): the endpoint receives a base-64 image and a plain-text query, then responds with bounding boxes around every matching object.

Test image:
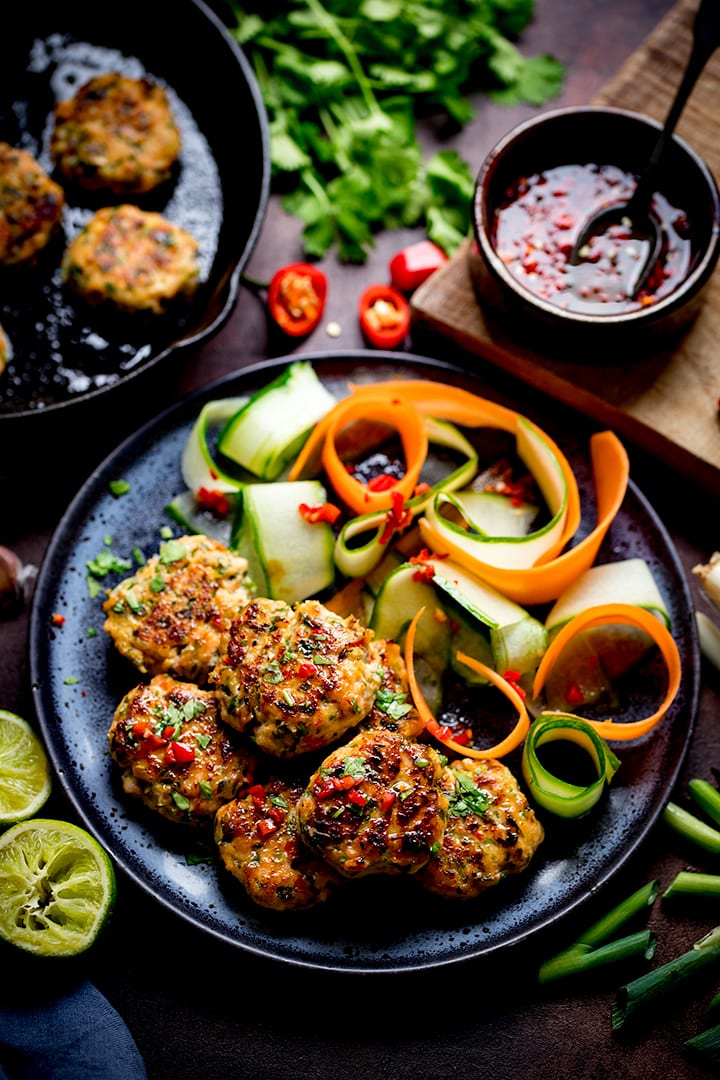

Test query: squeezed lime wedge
[0,819,116,956]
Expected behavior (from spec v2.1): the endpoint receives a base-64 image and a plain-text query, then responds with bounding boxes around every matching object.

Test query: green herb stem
[686,1023,720,1068]
[538,931,656,985]
[575,880,659,950]
[537,880,659,984]
[689,778,720,829]
[663,871,720,901]
[612,926,720,1033]
[663,801,720,856]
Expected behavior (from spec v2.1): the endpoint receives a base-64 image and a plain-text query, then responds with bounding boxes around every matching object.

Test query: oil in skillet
[492,162,692,316]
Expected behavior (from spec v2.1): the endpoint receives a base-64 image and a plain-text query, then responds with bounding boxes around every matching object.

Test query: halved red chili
[388,241,448,292]
[358,284,410,349]
[267,262,327,337]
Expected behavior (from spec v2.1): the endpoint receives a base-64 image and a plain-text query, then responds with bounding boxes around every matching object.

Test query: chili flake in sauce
[492,163,692,314]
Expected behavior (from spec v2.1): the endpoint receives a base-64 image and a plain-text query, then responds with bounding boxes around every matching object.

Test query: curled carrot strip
[404,608,530,760]
[531,603,682,741]
[289,378,628,606]
[293,394,428,515]
[420,429,628,605]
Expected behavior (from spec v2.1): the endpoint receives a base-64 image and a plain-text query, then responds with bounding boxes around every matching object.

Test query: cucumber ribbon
[289,378,629,605]
[521,713,621,818]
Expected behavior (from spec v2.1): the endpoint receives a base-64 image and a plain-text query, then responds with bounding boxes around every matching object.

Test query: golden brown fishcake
[416,756,544,900]
[209,597,384,758]
[358,638,425,741]
[103,534,252,682]
[214,777,343,911]
[108,674,257,827]
[296,728,450,878]
[0,142,65,266]
[61,204,200,314]
[50,72,181,194]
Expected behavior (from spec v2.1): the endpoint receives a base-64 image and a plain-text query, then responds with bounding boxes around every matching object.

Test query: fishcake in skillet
[61,203,200,314]
[103,534,252,682]
[209,597,384,758]
[214,777,343,911]
[108,674,257,826]
[416,757,544,900]
[297,728,450,878]
[50,72,182,195]
[0,142,65,266]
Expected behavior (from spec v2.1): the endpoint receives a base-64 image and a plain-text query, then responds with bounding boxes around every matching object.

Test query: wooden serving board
[411,0,720,491]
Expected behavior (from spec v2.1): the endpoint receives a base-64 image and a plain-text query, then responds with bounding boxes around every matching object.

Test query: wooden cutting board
[411,0,720,492]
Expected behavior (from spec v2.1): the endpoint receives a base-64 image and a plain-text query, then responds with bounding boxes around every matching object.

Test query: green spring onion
[689,778,720,829]
[663,871,720,901]
[612,926,720,1033]
[686,1023,720,1069]
[538,880,658,984]
[663,801,720,856]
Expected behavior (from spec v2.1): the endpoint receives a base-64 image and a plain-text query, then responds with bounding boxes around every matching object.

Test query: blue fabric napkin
[0,975,147,1080]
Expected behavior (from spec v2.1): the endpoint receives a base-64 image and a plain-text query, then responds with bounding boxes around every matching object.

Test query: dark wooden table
[5,1,720,1076]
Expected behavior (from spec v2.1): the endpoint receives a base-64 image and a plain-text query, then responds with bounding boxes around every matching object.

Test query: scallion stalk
[539,931,656,985]
[663,871,720,901]
[686,1022,720,1068]
[612,926,720,1033]
[689,778,720,829]
[537,880,659,984]
[663,801,720,856]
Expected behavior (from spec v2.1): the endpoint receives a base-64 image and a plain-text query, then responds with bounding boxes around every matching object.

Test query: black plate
[29,353,699,974]
[0,0,269,423]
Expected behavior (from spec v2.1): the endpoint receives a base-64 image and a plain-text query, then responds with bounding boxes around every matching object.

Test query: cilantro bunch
[227,0,565,263]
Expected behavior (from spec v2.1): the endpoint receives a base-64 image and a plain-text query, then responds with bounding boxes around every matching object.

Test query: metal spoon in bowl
[570,0,720,299]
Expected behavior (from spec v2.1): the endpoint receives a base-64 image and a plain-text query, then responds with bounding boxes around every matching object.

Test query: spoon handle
[630,0,720,215]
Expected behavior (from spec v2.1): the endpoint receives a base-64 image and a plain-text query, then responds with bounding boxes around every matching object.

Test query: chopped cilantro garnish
[63,677,79,685]
[449,769,491,818]
[172,792,191,811]
[375,686,413,720]
[109,479,130,497]
[262,661,284,684]
[198,781,213,800]
[342,756,366,780]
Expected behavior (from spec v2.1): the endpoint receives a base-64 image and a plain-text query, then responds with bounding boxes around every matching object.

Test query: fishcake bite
[62,204,200,314]
[416,756,544,900]
[210,597,383,757]
[108,674,257,826]
[214,777,343,911]
[103,534,251,682]
[0,142,65,266]
[297,728,450,878]
[50,72,181,195]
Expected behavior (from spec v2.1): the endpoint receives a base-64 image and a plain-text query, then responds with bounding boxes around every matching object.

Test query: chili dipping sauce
[492,163,692,315]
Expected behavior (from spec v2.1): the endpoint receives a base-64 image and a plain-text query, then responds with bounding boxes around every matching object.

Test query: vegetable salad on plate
[96,361,682,913]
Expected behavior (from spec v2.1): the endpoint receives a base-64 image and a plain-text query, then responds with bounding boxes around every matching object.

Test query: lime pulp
[0,709,52,826]
[0,818,116,957]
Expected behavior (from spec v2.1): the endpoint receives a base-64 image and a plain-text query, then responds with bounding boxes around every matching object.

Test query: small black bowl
[471,105,720,360]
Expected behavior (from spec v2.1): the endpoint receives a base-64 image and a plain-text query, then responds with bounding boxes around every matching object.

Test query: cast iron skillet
[0,0,269,430]
[28,352,699,974]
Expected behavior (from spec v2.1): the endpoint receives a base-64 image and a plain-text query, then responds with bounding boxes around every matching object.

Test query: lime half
[0,709,52,826]
[0,819,116,957]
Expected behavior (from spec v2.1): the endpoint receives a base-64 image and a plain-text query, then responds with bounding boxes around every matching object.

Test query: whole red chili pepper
[358,284,410,349]
[267,262,327,337]
[388,241,448,292]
